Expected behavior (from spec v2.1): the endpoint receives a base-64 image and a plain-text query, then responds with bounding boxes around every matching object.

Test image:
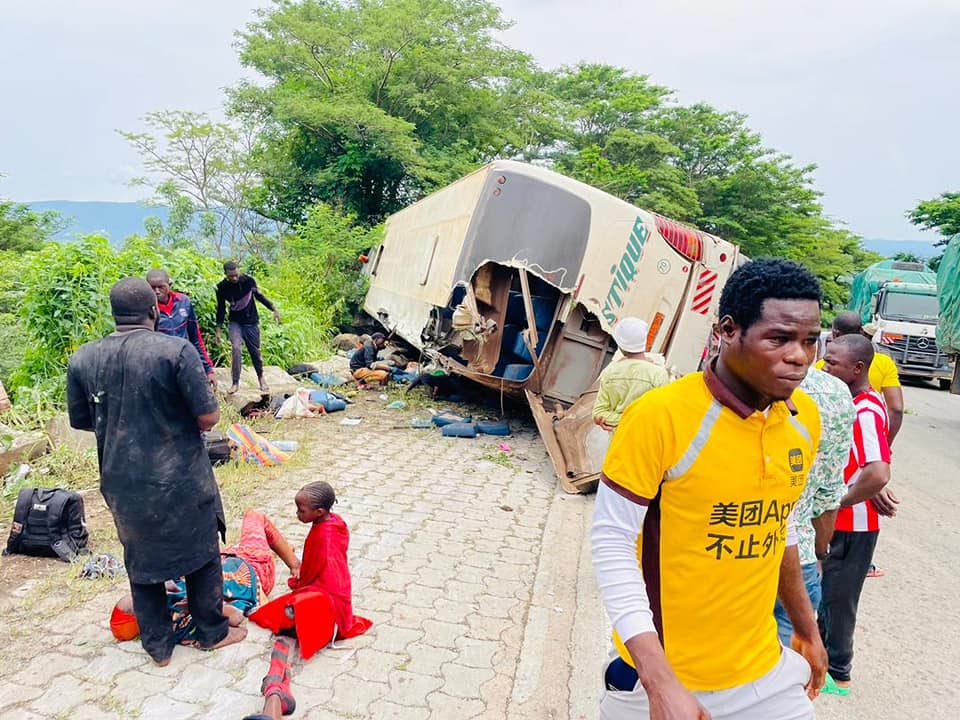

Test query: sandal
[821,674,850,696]
[866,565,886,578]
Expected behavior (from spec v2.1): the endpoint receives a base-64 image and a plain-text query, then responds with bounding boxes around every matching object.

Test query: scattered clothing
[79,553,124,580]
[227,423,292,466]
[352,367,389,384]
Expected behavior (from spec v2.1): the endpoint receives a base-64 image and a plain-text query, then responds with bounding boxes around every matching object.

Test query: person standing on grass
[592,258,827,719]
[146,268,216,388]
[818,334,895,693]
[67,277,245,666]
[215,260,281,394]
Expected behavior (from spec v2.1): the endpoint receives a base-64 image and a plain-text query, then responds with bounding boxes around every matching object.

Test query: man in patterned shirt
[773,367,855,645]
[819,334,893,690]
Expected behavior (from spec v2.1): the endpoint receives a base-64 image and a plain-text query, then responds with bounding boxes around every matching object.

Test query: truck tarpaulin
[937,234,960,356]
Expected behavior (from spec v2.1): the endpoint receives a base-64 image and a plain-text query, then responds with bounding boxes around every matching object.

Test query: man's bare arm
[778,544,827,698]
[882,386,904,445]
[839,462,890,508]
[812,509,838,560]
[197,410,220,432]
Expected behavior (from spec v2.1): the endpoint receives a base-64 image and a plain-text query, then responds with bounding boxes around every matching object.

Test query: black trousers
[818,529,878,682]
[130,556,229,662]
[228,321,264,384]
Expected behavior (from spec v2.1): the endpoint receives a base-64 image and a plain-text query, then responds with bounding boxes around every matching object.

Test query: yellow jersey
[815,351,900,392]
[601,366,820,691]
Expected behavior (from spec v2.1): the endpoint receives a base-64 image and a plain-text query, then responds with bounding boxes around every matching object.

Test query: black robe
[67,329,225,584]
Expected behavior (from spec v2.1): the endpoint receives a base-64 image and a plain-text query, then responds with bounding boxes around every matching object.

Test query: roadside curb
[507,464,606,719]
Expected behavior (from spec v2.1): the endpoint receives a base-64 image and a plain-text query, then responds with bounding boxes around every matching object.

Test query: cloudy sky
[1,0,957,241]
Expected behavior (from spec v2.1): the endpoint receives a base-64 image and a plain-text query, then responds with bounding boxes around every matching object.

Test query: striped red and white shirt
[835,388,891,532]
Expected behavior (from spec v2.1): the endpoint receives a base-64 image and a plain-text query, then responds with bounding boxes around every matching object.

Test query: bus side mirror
[870,293,879,316]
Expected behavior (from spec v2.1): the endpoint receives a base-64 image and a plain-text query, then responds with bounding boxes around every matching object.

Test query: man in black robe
[67,277,246,664]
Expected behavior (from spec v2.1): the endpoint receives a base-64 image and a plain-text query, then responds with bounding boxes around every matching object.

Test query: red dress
[250,513,371,659]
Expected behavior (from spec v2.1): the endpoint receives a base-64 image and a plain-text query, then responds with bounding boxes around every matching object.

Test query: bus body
[363,160,741,492]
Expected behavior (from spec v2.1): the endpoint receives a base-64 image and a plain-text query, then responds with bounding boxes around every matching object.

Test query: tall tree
[232,0,543,225]
[119,110,273,257]
[908,191,960,244]
[548,64,698,218]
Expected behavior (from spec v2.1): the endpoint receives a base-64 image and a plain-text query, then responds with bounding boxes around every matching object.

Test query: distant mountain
[29,201,169,244]
[27,202,948,262]
[860,238,942,260]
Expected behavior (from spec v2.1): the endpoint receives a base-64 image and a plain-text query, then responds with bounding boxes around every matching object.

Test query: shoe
[227,384,239,394]
[821,673,851,696]
[262,676,296,716]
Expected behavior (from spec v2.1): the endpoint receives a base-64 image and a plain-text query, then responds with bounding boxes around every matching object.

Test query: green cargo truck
[848,259,952,387]
[937,235,960,393]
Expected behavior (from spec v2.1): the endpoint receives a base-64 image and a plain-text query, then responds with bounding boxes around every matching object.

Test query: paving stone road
[0,394,602,719]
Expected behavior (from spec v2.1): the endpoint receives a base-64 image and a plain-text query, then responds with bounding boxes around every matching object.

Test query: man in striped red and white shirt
[819,334,893,691]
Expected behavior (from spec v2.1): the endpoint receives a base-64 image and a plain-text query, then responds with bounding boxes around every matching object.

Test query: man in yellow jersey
[818,311,903,446]
[592,258,827,719]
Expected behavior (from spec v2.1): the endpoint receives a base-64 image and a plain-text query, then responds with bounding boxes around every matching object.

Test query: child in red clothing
[245,481,371,720]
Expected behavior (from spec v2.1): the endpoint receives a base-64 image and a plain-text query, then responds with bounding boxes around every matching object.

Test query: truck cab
[854,262,952,386]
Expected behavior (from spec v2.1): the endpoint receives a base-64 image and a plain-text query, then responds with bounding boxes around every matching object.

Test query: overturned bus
[363,160,741,492]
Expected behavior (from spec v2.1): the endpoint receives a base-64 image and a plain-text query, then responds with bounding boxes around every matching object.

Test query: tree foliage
[119,111,276,257]
[908,191,960,244]
[7,234,347,399]
[0,199,64,252]
[232,0,542,224]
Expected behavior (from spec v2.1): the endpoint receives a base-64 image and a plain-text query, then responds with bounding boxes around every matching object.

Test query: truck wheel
[939,378,952,391]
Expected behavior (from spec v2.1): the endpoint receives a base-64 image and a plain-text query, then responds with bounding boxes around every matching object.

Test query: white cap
[612,317,649,353]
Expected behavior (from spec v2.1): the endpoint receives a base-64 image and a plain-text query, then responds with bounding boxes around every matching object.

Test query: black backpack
[3,488,89,562]
[204,431,232,466]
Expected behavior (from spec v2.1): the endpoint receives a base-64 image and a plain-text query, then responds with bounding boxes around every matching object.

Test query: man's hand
[792,631,828,700]
[207,373,217,390]
[273,309,282,325]
[594,416,615,432]
[627,633,711,719]
[872,487,900,517]
[648,682,712,720]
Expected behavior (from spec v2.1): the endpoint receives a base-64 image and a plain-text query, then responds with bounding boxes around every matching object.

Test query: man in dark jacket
[214,261,281,394]
[67,277,246,665]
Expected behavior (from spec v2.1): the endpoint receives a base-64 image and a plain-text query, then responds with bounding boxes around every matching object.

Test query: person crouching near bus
[350,332,390,388]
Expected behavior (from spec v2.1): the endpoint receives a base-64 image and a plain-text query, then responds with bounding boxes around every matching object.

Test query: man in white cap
[593,317,670,431]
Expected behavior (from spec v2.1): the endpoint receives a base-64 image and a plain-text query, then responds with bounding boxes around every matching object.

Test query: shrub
[9,234,342,401]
